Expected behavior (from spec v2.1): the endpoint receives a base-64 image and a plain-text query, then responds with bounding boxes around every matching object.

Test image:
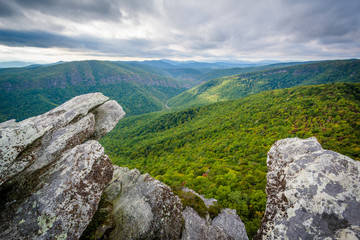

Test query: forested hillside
[197,61,313,82]
[168,59,360,109]
[130,59,298,88]
[101,83,360,237]
[0,61,186,121]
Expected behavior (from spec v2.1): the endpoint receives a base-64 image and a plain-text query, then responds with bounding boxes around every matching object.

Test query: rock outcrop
[212,209,249,240]
[255,137,360,239]
[0,93,125,240]
[82,166,183,239]
[182,206,231,240]
[181,190,248,240]
[83,169,249,240]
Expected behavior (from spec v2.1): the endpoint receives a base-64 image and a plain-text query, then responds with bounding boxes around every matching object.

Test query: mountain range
[0,61,39,68]
[2,59,359,123]
[168,59,360,109]
[127,59,303,88]
[1,58,360,238]
[0,60,186,121]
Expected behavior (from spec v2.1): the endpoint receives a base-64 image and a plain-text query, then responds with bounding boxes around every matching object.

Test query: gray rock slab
[182,206,232,240]
[0,141,113,240]
[255,137,360,239]
[0,92,110,185]
[213,208,249,240]
[0,93,125,240]
[92,100,125,139]
[90,166,183,240]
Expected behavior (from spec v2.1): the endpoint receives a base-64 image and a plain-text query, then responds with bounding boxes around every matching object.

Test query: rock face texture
[182,206,231,240]
[181,192,248,240]
[83,166,183,240]
[0,93,125,240]
[84,169,249,240]
[255,137,360,240]
[212,209,249,240]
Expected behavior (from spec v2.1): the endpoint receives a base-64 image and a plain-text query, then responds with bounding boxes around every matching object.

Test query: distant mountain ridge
[0,61,36,68]
[2,58,359,122]
[126,59,303,88]
[197,61,316,81]
[168,59,360,109]
[0,60,186,121]
[0,60,182,91]
[139,59,282,69]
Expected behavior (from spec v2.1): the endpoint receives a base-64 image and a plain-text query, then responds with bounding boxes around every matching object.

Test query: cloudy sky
[0,0,359,63]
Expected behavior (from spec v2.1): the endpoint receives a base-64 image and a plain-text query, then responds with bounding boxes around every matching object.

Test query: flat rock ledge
[0,93,125,240]
[255,137,360,240]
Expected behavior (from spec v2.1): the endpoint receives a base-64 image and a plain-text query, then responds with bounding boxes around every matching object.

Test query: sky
[0,0,359,63]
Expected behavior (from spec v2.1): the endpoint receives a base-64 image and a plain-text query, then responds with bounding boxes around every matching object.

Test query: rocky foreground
[255,137,360,239]
[0,93,359,240]
[0,93,125,239]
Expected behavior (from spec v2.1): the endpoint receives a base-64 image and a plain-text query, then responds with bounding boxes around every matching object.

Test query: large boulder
[82,166,183,240]
[255,137,360,239]
[0,93,125,239]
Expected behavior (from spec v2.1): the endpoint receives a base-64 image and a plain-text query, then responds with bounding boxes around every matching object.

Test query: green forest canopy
[101,82,360,237]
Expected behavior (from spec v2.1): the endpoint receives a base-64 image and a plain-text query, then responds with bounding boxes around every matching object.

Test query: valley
[101,82,360,237]
[0,60,186,121]
[1,59,359,238]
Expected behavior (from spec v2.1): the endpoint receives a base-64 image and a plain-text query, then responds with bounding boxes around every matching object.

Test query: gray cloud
[279,1,360,41]
[0,1,18,17]
[0,0,359,61]
[2,0,160,22]
[0,28,161,57]
[8,0,122,22]
[0,29,110,50]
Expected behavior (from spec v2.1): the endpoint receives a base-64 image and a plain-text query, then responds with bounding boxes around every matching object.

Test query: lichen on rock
[82,166,184,240]
[0,93,125,240]
[255,137,360,239]
[180,190,248,240]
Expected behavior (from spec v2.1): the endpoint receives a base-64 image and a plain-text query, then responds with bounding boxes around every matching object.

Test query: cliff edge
[0,93,125,239]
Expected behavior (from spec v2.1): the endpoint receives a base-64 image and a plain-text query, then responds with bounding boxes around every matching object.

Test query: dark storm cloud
[0,28,158,56]
[1,0,159,22]
[0,29,108,50]
[8,0,122,22]
[0,0,359,60]
[0,1,17,17]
